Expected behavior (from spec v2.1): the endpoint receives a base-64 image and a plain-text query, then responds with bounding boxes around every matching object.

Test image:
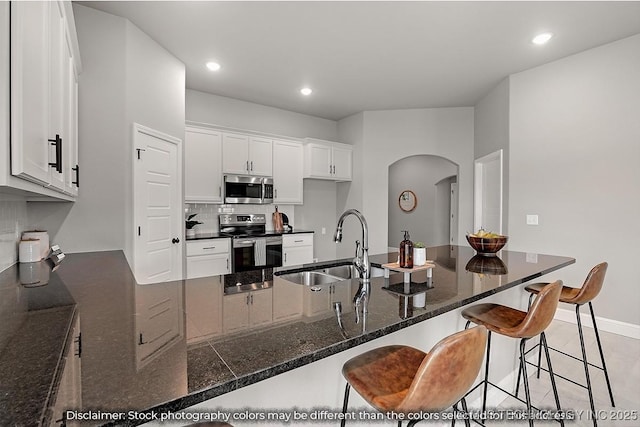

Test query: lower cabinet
[282,233,314,267]
[222,288,273,334]
[51,313,81,426]
[272,276,303,322]
[303,281,352,317]
[185,275,223,344]
[186,239,231,279]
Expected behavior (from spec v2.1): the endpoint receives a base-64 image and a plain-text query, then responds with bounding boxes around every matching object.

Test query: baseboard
[554,308,640,339]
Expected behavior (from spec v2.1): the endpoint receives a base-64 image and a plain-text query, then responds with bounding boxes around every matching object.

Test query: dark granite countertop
[186,229,314,241]
[0,246,574,426]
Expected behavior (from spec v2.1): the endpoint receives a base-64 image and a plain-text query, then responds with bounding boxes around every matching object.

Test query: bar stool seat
[461,280,564,427]
[524,262,614,427]
[340,326,487,427]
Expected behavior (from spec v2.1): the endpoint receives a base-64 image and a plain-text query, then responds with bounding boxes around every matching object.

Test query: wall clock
[399,190,417,212]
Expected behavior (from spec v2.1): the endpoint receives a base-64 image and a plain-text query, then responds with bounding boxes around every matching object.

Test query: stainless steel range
[219,214,283,272]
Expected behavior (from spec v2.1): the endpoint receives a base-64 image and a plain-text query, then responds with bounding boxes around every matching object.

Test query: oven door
[232,236,282,272]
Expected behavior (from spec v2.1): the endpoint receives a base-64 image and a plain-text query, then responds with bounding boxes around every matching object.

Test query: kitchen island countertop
[0,246,574,426]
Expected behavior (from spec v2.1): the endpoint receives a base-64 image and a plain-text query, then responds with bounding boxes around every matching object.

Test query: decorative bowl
[465,255,508,275]
[466,234,508,256]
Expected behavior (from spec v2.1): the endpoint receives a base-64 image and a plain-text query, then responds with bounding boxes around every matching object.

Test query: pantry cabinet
[303,138,352,181]
[273,139,303,204]
[222,133,272,176]
[185,127,223,203]
[5,1,81,199]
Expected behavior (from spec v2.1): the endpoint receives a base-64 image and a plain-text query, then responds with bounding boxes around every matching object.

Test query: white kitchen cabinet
[185,127,223,203]
[272,276,303,322]
[303,138,352,181]
[273,139,303,204]
[9,1,81,197]
[222,288,273,334]
[185,275,223,343]
[283,233,314,267]
[186,239,231,279]
[222,133,272,176]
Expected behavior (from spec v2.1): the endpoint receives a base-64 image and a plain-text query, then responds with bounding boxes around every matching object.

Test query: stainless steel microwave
[224,175,274,204]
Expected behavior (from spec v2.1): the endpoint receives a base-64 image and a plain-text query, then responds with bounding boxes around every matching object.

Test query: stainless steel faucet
[334,209,371,323]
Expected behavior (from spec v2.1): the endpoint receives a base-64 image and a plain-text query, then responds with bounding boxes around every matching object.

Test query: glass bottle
[399,230,414,268]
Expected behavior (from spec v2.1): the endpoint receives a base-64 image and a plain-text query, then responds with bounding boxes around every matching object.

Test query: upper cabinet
[303,138,352,181]
[273,139,303,204]
[6,1,81,198]
[222,133,272,176]
[185,126,223,203]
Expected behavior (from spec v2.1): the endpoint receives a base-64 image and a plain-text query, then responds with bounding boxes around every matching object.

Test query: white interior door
[474,150,503,234]
[133,124,182,284]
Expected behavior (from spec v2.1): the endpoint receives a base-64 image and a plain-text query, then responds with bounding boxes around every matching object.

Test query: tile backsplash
[185,203,295,235]
[0,197,27,273]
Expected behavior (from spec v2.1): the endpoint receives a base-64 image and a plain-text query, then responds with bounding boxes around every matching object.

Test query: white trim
[474,149,503,234]
[554,308,640,339]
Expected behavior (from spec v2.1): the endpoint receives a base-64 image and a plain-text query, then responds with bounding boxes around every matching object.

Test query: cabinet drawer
[186,239,230,256]
[283,233,313,248]
[186,254,230,279]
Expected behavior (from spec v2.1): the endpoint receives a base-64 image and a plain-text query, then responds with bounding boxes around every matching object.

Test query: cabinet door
[272,277,303,322]
[63,21,79,196]
[332,145,353,181]
[186,253,230,279]
[249,289,273,327]
[248,136,273,176]
[283,245,314,267]
[185,276,223,343]
[10,1,52,185]
[304,143,332,179]
[48,1,66,191]
[223,293,250,334]
[185,128,223,202]
[273,140,303,204]
[222,133,249,175]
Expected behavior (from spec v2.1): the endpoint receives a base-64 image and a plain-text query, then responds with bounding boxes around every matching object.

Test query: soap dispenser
[399,230,414,268]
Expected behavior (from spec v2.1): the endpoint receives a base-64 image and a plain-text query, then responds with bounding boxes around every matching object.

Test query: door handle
[48,134,62,173]
[250,161,253,171]
[72,164,79,187]
[246,160,249,171]
[172,237,180,244]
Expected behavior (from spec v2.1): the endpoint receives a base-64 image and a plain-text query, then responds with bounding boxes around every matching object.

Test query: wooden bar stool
[524,262,614,427]
[340,326,487,427]
[461,280,564,427]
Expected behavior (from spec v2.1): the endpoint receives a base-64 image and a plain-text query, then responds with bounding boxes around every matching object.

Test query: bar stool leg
[589,301,615,407]
[576,304,597,427]
[482,331,492,415]
[541,332,564,427]
[460,397,471,427]
[341,383,351,427]
[526,293,544,379]
[519,338,534,427]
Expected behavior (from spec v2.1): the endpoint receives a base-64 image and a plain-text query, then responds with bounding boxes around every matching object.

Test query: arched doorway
[388,155,458,249]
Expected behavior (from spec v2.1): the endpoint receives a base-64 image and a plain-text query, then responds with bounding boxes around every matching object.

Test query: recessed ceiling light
[206,61,221,71]
[300,87,313,96]
[532,32,553,45]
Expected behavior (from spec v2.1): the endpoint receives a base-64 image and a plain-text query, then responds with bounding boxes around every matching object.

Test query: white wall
[388,155,457,248]
[27,5,186,263]
[358,108,475,255]
[474,78,510,235]
[0,196,27,272]
[186,89,338,140]
[508,34,640,326]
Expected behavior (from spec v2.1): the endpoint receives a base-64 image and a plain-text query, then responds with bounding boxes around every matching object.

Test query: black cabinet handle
[172,237,180,244]
[72,164,79,187]
[48,134,62,173]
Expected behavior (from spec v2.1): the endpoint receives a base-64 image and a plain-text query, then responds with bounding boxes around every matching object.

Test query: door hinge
[138,226,141,236]
[136,148,146,159]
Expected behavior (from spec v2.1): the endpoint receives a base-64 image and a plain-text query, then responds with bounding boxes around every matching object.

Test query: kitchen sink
[316,265,355,280]
[279,271,343,286]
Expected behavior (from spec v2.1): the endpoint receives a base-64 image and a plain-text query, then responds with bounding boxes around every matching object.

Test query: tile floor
[486,319,640,426]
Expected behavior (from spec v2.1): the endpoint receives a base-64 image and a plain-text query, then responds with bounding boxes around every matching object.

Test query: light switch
[321,227,326,235]
[526,214,539,225]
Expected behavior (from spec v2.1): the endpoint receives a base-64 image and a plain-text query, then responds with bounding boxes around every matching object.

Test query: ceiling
[77,1,640,121]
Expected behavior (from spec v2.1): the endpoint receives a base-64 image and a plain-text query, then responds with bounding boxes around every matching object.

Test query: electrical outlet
[526,253,538,263]
[526,214,539,225]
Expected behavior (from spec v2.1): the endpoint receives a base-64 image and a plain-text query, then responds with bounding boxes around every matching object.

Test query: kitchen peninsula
[0,246,574,426]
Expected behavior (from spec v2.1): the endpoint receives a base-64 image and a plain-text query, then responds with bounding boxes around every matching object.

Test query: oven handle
[234,240,256,248]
